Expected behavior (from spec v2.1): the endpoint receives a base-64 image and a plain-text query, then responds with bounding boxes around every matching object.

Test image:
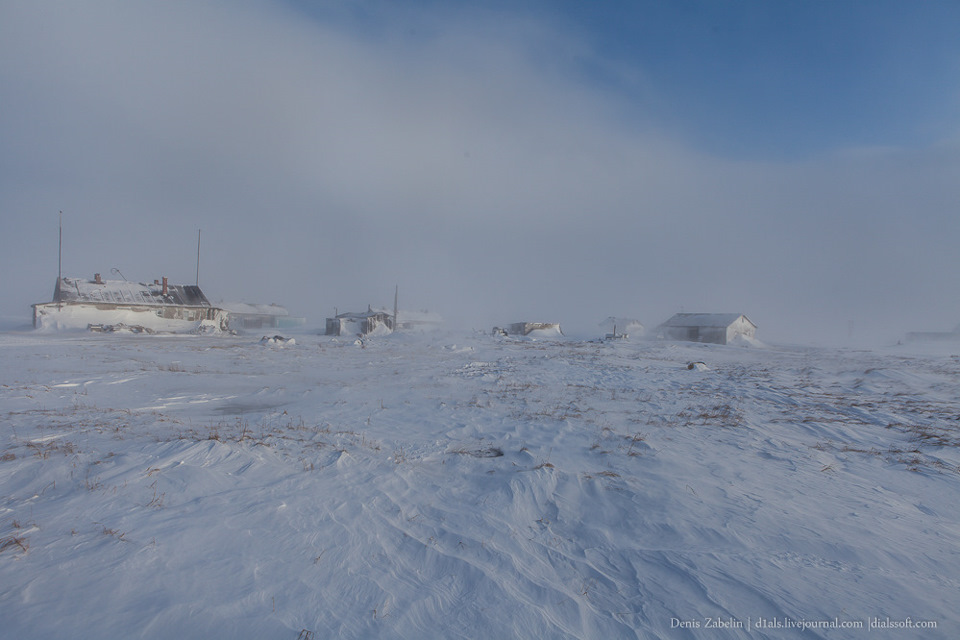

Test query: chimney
[94,273,102,284]
[154,279,160,285]
[162,276,168,296]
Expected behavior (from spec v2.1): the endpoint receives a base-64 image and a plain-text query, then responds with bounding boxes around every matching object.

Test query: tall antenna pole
[196,228,201,286]
[393,284,399,332]
[57,211,62,310]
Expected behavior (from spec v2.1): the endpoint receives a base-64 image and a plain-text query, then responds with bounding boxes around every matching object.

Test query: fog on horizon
[2,1,959,346]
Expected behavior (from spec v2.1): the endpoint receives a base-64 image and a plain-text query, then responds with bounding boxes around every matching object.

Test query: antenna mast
[393,285,399,332]
[57,211,62,310]
[196,229,201,286]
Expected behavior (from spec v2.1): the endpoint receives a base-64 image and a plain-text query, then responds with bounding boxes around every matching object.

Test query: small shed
[32,275,227,331]
[325,308,394,337]
[657,313,756,345]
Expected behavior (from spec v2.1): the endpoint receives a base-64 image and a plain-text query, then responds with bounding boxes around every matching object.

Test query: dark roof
[660,313,755,329]
[54,277,213,307]
[333,310,392,320]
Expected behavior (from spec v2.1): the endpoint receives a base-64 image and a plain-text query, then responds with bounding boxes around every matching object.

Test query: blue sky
[1,1,959,342]
[283,0,960,158]
[571,0,960,157]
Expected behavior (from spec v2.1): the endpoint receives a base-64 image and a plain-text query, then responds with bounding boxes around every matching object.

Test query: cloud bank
[2,1,958,343]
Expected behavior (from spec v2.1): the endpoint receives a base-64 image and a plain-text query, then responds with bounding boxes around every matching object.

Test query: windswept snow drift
[1,331,959,638]
[524,326,564,339]
[34,305,222,334]
[728,333,766,348]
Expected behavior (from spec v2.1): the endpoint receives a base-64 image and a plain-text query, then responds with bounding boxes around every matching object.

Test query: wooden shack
[325,308,394,337]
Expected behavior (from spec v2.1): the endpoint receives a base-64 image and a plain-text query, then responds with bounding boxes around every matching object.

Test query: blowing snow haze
[2,1,959,343]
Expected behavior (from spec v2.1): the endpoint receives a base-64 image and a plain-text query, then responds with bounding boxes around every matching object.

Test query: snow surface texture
[1,331,958,638]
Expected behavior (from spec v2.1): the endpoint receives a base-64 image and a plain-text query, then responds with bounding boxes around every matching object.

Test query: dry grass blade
[0,535,30,554]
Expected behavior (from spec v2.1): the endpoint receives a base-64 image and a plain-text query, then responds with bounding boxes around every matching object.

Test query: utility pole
[57,211,62,311]
[393,285,399,332]
[196,229,201,286]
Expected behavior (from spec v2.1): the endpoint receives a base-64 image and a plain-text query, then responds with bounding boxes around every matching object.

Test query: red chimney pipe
[162,276,168,296]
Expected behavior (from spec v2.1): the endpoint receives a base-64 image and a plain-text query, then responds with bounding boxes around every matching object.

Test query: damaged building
[325,308,395,337]
[32,274,228,332]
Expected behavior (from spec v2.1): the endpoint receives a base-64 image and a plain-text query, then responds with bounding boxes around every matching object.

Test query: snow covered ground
[1,329,958,638]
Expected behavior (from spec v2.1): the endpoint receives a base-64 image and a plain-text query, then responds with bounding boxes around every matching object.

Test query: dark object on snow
[449,446,504,458]
[88,323,155,334]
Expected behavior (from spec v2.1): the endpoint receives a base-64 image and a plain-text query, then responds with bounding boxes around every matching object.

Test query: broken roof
[53,277,214,308]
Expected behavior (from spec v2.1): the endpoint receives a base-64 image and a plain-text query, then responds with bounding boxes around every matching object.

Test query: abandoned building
[222,302,305,331]
[493,322,563,337]
[325,308,395,337]
[32,274,228,331]
[905,323,960,343]
[657,313,757,345]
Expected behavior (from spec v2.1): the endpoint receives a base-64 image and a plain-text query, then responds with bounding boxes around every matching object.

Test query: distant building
[32,274,227,331]
[325,307,394,337]
[222,302,305,331]
[393,309,444,332]
[494,322,563,337]
[599,317,644,339]
[905,323,960,343]
[657,313,756,345]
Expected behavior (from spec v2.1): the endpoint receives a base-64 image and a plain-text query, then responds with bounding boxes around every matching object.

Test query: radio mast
[196,229,201,286]
[57,211,62,311]
[393,285,399,332]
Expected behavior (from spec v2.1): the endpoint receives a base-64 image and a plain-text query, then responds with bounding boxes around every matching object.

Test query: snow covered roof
[660,313,755,328]
[53,277,214,308]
